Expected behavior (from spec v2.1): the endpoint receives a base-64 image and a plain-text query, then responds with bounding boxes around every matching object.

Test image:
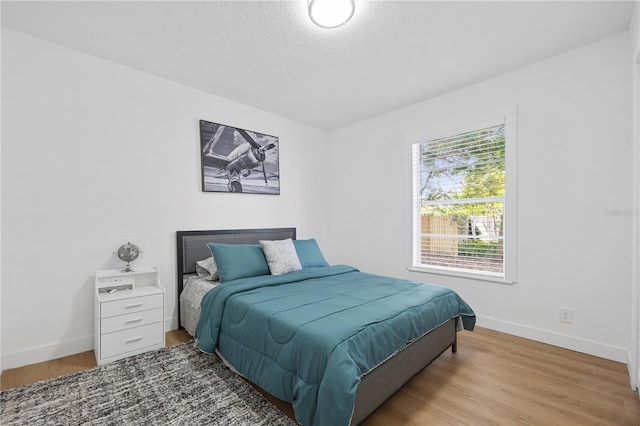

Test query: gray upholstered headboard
[176,227,296,297]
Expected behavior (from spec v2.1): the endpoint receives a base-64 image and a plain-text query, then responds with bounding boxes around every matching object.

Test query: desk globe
[117,242,140,272]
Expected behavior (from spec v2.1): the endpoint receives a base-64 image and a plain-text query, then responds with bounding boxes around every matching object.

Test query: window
[412,113,516,282]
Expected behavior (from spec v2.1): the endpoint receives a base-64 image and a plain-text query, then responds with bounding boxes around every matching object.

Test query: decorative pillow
[293,239,329,268]
[260,239,302,275]
[207,243,270,283]
[195,256,219,281]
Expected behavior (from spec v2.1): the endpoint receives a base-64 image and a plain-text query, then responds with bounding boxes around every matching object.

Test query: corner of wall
[629,0,640,57]
[633,2,640,63]
[630,0,640,393]
[1,22,4,375]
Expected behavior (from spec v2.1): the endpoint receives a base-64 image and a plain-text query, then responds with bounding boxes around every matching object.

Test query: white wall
[1,25,636,372]
[0,29,330,369]
[328,32,633,362]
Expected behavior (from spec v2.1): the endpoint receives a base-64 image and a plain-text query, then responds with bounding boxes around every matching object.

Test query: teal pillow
[293,239,329,268]
[207,243,270,282]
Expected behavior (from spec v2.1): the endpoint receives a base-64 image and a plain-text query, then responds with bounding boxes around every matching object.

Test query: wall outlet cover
[559,308,574,324]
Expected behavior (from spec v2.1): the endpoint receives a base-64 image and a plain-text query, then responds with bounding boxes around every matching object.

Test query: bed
[176,228,475,426]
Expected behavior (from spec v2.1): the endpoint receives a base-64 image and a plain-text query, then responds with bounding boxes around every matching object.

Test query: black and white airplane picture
[199,120,280,194]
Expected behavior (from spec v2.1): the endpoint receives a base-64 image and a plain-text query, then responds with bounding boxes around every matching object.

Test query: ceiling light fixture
[308,0,355,29]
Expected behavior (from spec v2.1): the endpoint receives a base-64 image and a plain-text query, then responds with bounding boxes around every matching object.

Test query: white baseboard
[165,316,179,332]
[3,335,94,370]
[477,315,628,363]
[627,350,639,391]
[4,317,182,370]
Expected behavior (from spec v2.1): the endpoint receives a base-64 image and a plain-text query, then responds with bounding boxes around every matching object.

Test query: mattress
[179,275,217,336]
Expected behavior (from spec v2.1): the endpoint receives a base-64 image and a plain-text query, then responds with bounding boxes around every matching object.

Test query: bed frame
[176,228,457,425]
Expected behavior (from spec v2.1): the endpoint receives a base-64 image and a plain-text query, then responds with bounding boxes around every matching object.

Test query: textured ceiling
[1,1,635,130]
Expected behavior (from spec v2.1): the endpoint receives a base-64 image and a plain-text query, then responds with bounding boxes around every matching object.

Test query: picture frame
[199,120,280,194]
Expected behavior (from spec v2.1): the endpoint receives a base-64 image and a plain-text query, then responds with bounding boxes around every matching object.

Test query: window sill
[407,266,516,285]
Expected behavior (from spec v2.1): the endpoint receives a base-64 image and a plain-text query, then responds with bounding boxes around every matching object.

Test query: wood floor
[2,327,639,425]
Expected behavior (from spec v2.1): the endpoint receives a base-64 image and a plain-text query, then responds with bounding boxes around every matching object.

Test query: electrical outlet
[559,308,573,324]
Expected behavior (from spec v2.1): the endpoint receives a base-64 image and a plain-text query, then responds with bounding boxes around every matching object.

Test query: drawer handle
[125,303,143,309]
[125,318,143,325]
[125,337,143,344]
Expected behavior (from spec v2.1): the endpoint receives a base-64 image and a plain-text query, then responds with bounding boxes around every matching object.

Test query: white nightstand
[94,266,165,365]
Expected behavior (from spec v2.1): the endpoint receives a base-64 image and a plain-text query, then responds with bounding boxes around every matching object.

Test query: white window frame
[410,107,518,284]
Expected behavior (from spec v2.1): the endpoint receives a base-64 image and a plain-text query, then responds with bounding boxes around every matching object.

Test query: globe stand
[116,242,141,274]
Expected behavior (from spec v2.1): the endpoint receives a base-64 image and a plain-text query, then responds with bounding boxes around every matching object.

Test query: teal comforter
[196,265,475,426]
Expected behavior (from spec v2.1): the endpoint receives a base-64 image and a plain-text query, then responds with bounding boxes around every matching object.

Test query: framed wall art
[199,120,280,194]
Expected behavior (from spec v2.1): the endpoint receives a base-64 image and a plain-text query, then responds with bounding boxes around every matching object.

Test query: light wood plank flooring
[2,327,639,425]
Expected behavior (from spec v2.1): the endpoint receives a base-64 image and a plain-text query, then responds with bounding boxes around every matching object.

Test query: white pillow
[195,256,219,281]
[260,239,302,276]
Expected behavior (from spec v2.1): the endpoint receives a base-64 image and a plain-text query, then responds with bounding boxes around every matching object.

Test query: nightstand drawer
[101,322,164,359]
[101,308,163,334]
[101,294,163,318]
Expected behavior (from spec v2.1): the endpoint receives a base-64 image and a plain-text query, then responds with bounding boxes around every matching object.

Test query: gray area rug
[1,341,297,425]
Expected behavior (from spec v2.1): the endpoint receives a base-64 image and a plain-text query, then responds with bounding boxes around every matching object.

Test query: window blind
[412,118,506,276]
